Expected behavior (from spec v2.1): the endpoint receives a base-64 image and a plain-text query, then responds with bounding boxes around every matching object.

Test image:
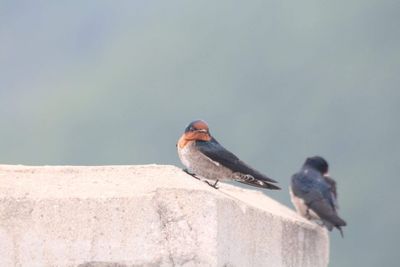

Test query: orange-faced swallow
[177,120,280,190]
[290,156,347,237]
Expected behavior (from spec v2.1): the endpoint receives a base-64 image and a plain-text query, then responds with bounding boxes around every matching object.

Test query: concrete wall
[0,164,329,267]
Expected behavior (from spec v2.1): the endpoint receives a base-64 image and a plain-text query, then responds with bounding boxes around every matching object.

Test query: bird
[177,119,280,190]
[290,156,347,236]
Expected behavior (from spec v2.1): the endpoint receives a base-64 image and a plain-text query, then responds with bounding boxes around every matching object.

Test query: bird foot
[183,168,200,180]
[182,169,219,189]
[305,209,313,220]
[205,180,219,189]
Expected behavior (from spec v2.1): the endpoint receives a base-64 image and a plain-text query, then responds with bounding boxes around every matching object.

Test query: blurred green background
[1,1,399,266]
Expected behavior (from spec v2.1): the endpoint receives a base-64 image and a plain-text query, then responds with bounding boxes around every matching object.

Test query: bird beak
[196,129,208,133]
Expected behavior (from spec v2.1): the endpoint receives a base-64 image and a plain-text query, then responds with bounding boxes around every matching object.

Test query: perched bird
[177,120,280,190]
[290,156,347,236]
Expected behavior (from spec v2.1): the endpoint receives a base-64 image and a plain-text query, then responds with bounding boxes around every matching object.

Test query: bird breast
[178,141,232,181]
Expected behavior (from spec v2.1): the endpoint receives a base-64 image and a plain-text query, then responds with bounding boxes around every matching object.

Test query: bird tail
[237,179,281,190]
[336,217,346,238]
[324,217,346,238]
[337,226,344,238]
[234,171,280,190]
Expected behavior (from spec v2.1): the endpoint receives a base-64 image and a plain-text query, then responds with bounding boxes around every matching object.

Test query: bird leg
[183,168,200,180]
[306,208,312,220]
[183,169,219,189]
[306,208,325,226]
[205,180,219,189]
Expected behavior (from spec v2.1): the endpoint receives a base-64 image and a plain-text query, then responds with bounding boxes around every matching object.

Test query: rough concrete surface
[0,164,329,267]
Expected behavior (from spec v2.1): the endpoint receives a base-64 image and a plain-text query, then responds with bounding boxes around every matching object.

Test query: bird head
[304,156,329,175]
[178,120,211,148]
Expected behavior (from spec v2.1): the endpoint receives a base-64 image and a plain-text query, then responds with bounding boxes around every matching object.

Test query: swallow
[177,120,280,190]
[290,156,347,236]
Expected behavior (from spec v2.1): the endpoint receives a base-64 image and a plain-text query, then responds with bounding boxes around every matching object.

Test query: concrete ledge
[0,164,329,267]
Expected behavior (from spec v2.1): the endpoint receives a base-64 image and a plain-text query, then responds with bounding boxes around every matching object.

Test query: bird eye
[189,126,195,131]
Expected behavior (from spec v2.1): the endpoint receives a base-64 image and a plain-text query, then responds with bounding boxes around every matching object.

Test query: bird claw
[182,169,219,189]
[183,168,200,180]
[305,209,313,220]
[205,180,219,189]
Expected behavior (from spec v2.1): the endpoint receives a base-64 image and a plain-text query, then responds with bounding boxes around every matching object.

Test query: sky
[1,1,400,266]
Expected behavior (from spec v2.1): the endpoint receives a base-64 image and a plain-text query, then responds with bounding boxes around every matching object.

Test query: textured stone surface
[0,164,329,267]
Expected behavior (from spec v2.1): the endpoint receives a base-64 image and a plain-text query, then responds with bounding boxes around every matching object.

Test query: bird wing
[323,175,337,197]
[234,177,280,190]
[291,171,346,227]
[195,138,280,189]
[324,175,339,209]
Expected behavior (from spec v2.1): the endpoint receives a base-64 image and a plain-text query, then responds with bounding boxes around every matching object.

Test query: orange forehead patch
[192,120,209,130]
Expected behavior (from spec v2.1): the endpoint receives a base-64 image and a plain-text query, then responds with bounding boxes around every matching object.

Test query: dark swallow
[290,156,347,236]
[177,120,280,190]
